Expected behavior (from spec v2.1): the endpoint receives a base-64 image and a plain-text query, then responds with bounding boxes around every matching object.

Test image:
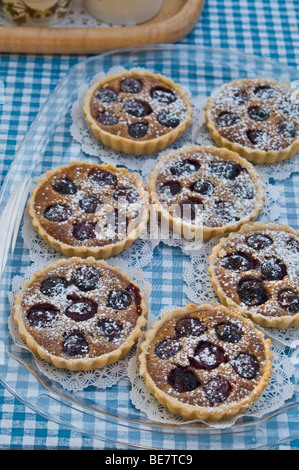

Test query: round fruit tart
[139,303,272,422]
[205,78,299,164]
[14,257,147,371]
[28,161,149,259]
[83,69,193,155]
[209,222,299,328]
[148,145,265,240]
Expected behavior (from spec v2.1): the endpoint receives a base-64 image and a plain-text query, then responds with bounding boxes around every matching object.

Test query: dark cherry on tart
[209,223,299,328]
[205,78,299,164]
[14,258,147,371]
[148,145,265,240]
[139,304,273,422]
[83,70,193,155]
[28,161,149,259]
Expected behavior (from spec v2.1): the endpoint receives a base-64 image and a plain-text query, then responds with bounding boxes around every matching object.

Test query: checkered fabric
[0,0,299,450]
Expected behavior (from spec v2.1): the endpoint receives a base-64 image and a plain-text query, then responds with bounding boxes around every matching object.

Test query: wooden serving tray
[0,0,205,55]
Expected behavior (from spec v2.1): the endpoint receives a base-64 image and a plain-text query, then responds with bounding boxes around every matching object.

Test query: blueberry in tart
[14,257,147,371]
[209,222,299,328]
[28,161,149,259]
[139,303,272,422]
[148,145,265,240]
[205,78,299,164]
[83,69,193,155]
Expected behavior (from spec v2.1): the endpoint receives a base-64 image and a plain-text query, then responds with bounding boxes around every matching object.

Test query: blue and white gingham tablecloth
[0,0,299,450]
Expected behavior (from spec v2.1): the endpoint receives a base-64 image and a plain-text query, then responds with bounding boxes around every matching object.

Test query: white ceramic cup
[83,0,163,26]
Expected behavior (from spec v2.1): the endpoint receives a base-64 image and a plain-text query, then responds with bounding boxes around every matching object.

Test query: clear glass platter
[0,45,298,450]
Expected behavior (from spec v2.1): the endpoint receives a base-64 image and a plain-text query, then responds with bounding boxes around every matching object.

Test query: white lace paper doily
[8,264,150,392]
[71,67,299,181]
[127,306,295,430]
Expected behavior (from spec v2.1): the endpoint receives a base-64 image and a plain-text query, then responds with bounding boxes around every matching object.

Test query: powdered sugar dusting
[214,228,299,320]
[88,71,189,141]
[33,162,148,248]
[153,146,264,229]
[18,259,144,363]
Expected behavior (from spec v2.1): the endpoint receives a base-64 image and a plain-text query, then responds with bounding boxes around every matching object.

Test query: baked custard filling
[28,161,149,258]
[206,79,299,152]
[212,227,299,321]
[14,258,147,370]
[89,74,190,142]
[139,304,272,421]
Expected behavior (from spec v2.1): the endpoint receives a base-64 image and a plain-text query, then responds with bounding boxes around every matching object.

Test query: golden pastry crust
[28,160,149,259]
[205,78,299,164]
[139,303,273,422]
[83,69,193,155]
[14,257,148,371]
[148,145,266,241]
[209,222,299,328]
